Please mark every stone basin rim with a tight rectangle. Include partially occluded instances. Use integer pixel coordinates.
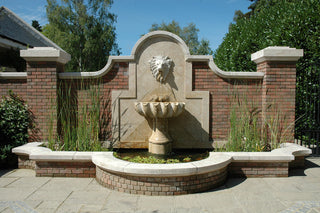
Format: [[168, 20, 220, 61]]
[[12, 142, 311, 177]]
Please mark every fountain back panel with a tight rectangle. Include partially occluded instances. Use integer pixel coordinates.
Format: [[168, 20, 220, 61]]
[[112, 31, 210, 151]]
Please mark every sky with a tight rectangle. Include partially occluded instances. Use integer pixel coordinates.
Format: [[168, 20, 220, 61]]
[[0, 0, 251, 55]]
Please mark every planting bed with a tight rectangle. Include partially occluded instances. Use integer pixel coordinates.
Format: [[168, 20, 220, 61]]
[[13, 142, 311, 195]]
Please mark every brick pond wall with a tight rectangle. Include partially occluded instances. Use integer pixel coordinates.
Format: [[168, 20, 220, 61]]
[[96, 166, 228, 195]]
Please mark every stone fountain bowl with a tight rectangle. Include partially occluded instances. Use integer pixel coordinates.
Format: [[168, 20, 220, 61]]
[[134, 102, 185, 118]]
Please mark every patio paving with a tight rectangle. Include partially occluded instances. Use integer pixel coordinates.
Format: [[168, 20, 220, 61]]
[[0, 157, 319, 213]]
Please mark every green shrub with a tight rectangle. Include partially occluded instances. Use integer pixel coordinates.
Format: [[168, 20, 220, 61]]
[[0, 91, 33, 168]]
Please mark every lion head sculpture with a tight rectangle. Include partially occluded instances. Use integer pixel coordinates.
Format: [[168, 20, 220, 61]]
[[149, 56, 173, 83]]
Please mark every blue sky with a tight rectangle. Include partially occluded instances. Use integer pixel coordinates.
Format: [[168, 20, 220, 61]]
[[0, 0, 251, 55]]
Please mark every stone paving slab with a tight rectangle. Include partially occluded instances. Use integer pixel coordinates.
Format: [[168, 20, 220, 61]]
[[0, 157, 319, 213]]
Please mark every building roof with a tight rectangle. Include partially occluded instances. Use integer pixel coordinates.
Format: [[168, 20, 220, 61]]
[[0, 6, 66, 53]]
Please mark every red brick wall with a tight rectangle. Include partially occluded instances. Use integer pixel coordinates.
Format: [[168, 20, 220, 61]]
[[57, 62, 129, 141], [0, 79, 27, 100], [0, 60, 296, 144], [36, 161, 96, 177], [258, 61, 296, 142], [229, 162, 289, 177], [193, 62, 263, 141], [26, 61, 62, 141]]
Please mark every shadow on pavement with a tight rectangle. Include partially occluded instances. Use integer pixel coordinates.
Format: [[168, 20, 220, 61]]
[[289, 156, 320, 177]]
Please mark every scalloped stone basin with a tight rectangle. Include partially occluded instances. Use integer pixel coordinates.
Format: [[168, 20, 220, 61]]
[[134, 102, 185, 155]]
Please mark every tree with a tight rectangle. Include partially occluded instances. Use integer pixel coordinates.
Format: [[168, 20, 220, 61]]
[[43, 0, 120, 72], [32, 20, 42, 32], [214, 0, 320, 131], [149, 21, 213, 55]]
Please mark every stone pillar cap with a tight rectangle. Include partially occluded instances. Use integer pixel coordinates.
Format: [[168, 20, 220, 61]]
[[251, 46, 303, 64], [20, 47, 71, 64]]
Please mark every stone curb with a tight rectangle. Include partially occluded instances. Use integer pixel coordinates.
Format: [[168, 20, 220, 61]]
[[12, 142, 311, 177]]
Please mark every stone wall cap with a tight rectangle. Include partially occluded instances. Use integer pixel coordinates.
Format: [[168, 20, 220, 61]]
[[13, 142, 311, 174], [20, 47, 71, 64], [0, 72, 27, 79], [251, 46, 303, 64]]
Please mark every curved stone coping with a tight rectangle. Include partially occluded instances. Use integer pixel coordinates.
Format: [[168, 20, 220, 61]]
[[92, 152, 232, 177], [276, 143, 312, 157], [12, 142, 311, 173], [57, 31, 264, 80], [186, 55, 265, 79], [58, 55, 134, 79]]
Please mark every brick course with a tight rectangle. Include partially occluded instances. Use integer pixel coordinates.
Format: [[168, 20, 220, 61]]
[[96, 166, 228, 195], [18, 155, 35, 169], [228, 162, 289, 177], [35, 161, 96, 178]]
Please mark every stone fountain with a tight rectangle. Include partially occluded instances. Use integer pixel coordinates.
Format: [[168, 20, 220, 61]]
[[135, 101, 185, 155], [134, 56, 185, 155]]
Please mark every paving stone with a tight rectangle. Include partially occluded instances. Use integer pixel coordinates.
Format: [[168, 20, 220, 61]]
[[79, 204, 104, 212], [26, 189, 72, 201], [0, 187, 36, 200], [2, 169, 35, 178], [39, 177, 93, 191], [195, 191, 242, 211], [0, 201, 37, 213], [137, 195, 174, 212], [84, 179, 111, 192], [63, 190, 109, 205], [23, 199, 42, 209], [55, 202, 82, 213], [35, 200, 62, 209], [6, 177, 50, 189], [36, 208, 56, 213], [240, 200, 287, 213], [0, 178, 18, 187], [101, 191, 139, 212]]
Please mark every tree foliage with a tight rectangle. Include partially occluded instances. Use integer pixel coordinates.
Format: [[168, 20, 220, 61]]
[[32, 20, 42, 32], [214, 0, 320, 130], [43, 0, 120, 72], [149, 21, 213, 55]]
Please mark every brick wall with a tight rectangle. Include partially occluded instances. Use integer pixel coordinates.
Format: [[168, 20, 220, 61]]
[[0, 47, 300, 144], [0, 79, 27, 99], [193, 62, 262, 141], [36, 161, 96, 177], [57, 62, 128, 141], [26, 61, 62, 140], [229, 162, 289, 177], [96, 166, 228, 195], [258, 61, 297, 142]]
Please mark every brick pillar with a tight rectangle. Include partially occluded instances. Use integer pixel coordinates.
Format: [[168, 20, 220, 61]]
[[251, 47, 303, 143], [20, 47, 70, 141]]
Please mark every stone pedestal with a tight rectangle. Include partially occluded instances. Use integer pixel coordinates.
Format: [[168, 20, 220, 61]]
[[149, 118, 172, 155]]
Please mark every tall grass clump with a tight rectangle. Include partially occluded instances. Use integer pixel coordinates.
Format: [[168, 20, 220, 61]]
[[225, 86, 293, 152], [48, 79, 105, 151], [227, 88, 264, 152]]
